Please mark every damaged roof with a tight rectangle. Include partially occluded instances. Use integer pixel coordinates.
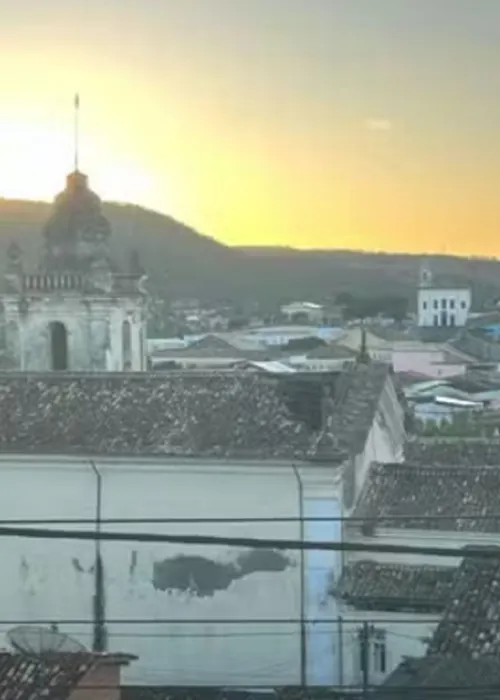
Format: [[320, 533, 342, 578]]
[[353, 462, 500, 532], [0, 363, 394, 459], [334, 560, 455, 613]]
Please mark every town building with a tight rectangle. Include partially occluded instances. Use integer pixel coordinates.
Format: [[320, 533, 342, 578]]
[[280, 301, 325, 324], [0, 362, 404, 687], [336, 326, 474, 378], [416, 263, 471, 329], [0, 169, 148, 371], [382, 550, 500, 699], [334, 460, 500, 687], [287, 343, 357, 373]]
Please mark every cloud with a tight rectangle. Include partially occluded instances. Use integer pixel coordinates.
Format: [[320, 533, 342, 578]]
[[365, 118, 393, 131]]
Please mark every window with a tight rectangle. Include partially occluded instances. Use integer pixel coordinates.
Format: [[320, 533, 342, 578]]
[[461, 300, 467, 309], [441, 298, 447, 308], [373, 630, 387, 674], [449, 299, 455, 309], [358, 627, 387, 677], [450, 313, 456, 327], [422, 301, 427, 310], [433, 314, 439, 326], [441, 311, 447, 326], [433, 299, 438, 309], [49, 321, 68, 371]]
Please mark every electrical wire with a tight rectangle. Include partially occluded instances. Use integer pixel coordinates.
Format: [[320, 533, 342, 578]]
[[0, 523, 497, 560], [0, 514, 499, 523]]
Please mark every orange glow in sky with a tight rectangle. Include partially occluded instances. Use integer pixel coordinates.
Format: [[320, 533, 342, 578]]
[[2, 0, 500, 257]]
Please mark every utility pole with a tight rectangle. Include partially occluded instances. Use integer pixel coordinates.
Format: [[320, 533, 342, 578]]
[[337, 615, 344, 687], [91, 461, 107, 651]]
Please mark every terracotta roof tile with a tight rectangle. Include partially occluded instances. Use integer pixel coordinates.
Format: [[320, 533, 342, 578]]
[[353, 462, 500, 532], [335, 560, 455, 613]]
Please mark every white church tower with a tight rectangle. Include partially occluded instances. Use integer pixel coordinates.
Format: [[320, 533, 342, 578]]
[[416, 259, 471, 329], [0, 99, 148, 371]]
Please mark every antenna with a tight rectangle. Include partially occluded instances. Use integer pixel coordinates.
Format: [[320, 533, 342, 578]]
[[7, 625, 88, 658], [74, 93, 80, 172]]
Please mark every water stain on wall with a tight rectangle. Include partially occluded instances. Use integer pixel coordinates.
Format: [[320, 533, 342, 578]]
[[153, 549, 292, 598]]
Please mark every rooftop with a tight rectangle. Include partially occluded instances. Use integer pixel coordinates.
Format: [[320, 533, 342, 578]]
[[382, 655, 500, 697], [0, 651, 126, 700], [353, 462, 500, 532], [329, 363, 393, 457], [0, 364, 393, 459], [334, 560, 455, 613], [428, 550, 500, 657], [405, 438, 500, 466]]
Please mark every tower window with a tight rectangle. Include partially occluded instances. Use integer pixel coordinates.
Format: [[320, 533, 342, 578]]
[[49, 321, 68, 371]]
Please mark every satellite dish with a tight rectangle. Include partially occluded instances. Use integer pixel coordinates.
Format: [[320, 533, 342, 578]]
[[7, 625, 88, 657]]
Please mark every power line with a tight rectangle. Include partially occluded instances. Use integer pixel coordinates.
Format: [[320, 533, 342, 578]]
[[0, 514, 500, 524], [0, 523, 498, 560], [0, 616, 493, 625]]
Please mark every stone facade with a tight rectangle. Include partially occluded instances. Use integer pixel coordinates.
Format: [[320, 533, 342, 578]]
[[0, 170, 147, 371]]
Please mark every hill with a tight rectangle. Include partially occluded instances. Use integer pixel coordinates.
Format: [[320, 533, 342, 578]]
[[1, 198, 500, 312]]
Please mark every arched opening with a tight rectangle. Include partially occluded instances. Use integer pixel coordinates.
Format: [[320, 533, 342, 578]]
[[50, 321, 68, 371], [122, 319, 132, 370]]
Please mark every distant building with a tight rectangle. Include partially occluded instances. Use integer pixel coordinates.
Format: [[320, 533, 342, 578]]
[[417, 262, 471, 328], [0, 169, 148, 371], [280, 301, 325, 323]]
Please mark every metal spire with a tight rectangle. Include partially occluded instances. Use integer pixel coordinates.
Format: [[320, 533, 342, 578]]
[[74, 93, 80, 172]]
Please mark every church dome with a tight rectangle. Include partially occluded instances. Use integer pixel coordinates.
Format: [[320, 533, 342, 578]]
[[42, 170, 112, 271]]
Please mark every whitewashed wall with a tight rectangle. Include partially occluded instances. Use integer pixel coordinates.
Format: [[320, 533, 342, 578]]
[[0, 455, 341, 687]]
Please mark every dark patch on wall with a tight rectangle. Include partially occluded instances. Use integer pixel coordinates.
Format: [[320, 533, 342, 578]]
[[152, 549, 292, 598]]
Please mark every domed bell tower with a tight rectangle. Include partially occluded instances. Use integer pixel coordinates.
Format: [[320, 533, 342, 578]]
[[0, 96, 148, 372]]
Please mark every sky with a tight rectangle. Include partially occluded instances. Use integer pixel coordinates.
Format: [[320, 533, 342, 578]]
[[1, 0, 500, 254]]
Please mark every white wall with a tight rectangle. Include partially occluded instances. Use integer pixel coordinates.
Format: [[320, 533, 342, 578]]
[[417, 288, 471, 328], [0, 455, 342, 687]]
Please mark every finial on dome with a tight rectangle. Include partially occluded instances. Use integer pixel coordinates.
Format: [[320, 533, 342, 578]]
[[73, 93, 80, 173]]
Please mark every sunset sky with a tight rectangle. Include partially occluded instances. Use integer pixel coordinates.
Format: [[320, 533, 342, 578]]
[[2, 0, 500, 254]]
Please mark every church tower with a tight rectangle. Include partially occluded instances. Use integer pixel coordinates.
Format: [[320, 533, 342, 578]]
[[0, 99, 148, 371]]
